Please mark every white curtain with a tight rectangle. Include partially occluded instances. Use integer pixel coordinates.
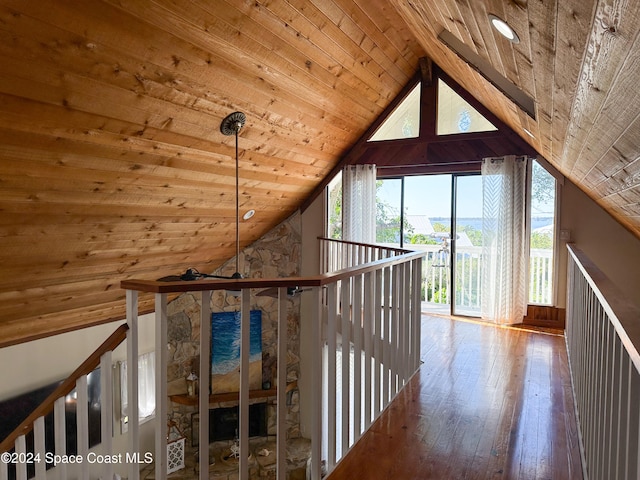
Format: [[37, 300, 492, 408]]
[[342, 164, 376, 243], [481, 155, 528, 325], [120, 351, 156, 431]]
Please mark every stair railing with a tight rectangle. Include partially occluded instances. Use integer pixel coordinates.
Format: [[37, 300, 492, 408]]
[[0, 323, 128, 480]]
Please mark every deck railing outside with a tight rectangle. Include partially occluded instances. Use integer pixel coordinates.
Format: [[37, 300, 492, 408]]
[[565, 244, 640, 480], [378, 244, 555, 313]]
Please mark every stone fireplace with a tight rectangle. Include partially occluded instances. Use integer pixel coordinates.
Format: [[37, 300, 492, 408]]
[[161, 213, 307, 478], [210, 404, 267, 442]]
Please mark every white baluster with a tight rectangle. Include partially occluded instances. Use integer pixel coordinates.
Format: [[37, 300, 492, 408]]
[[340, 277, 351, 455], [239, 289, 250, 480], [391, 265, 400, 396], [373, 269, 382, 417], [155, 293, 168, 480], [54, 396, 67, 480], [310, 286, 323, 480], [412, 258, 422, 372], [326, 283, 337, 468], [363, 272, 373, 429], [100, 351, 114, 480], [0, 453, 7, 480], [14, 435, 26, 480], [382, 266, 391, 408], [402, 263, 411, 383], [33, 416, 46, 479], [199, 291, 212, 480], [609, 333, 622, 480], [126, 289, 139, 480], [76, 374, 89, 480], [628, 361, 640, 479], [276, 287, 288, 480], [352, 274, 362, 442]]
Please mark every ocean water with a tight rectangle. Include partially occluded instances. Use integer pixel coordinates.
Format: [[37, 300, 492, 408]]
[[430, 217, 553, 231], [211, 310, 262, 375]]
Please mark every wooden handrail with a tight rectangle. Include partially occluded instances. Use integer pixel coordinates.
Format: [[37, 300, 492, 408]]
[[121, 249, 425, 294], [0, 323, 129, 453], [317, 236, 414, 255]]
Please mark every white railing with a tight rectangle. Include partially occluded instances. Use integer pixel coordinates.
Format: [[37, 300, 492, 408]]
[[119, 243, 424, 480], [529, 248, 554, 304], [565, 244, 640, 480], [319, 239, 423, 472], [319, 237, 410, 273], [1, 242, 423, 480], [401, 244, 554, 312], [0, 324, 128, 480]]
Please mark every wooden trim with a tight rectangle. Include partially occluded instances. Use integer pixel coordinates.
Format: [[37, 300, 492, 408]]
[[299, 70, 423, 213], [376, 162, 481, 178], [522, 305, 566, 329], [121, 249, 426, 294], [299, 57, 538, 213], [0, 313, 131, 350], [169, 381, 297, 407], [317, 236, 412, 254], [0, 323, 129, 453]]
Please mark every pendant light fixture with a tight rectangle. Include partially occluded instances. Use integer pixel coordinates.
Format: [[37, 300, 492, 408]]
[[220, 111, 247, 279], [157, 111, 248, 283]]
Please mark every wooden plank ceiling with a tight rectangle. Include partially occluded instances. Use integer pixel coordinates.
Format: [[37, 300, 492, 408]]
[[1, 0, 639, 346]]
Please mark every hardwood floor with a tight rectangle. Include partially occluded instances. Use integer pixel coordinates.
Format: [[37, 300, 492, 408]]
[[327, 315, 583, 480]]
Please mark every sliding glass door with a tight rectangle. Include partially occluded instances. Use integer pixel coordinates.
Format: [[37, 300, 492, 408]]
[[452, 175, 483, 316], [378, 173, 482, 317], [373, 164, 557, 318], [403, 175, 452, 314]]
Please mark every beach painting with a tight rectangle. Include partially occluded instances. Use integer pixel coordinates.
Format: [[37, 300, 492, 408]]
[[211, 310, 262, 394]]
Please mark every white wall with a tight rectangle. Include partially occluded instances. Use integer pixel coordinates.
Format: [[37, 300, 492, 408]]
[[299, 196, 324, 439], [557, 180, 640, 310], [0, 313, 157, 474], [0, 314, 155, 401]]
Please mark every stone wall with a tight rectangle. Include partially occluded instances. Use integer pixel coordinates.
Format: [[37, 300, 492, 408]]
[[165, 212, 302, 447]]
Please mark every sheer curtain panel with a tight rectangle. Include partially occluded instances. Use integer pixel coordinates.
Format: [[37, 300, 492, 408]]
[[119, 351, 156, 432], [343, 165, 377, 243], [481, 156, 528, 325]]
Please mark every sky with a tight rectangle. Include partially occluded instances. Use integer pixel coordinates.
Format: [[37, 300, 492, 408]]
[[377, 171, 555, 218], [377, 174, 484, 218]]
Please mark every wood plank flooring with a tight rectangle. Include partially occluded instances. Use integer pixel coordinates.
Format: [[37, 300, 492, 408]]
[[327, 315, 583, 480]]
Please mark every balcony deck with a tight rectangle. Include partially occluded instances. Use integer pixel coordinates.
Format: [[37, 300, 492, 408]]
[[327, 314, 583, 480]]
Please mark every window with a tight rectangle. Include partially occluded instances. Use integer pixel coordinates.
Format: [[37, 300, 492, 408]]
[[368, 83, 421, 142], [118, 350, 156, 432], [528, 160, 557, 305], [326, 171, 342, 239], [373, 166, 559, 316], [375, 178, 403, 246], [437, 79, 497, 135]]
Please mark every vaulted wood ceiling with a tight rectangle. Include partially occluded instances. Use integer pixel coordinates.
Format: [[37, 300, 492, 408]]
[[1, 0, 639, 346]]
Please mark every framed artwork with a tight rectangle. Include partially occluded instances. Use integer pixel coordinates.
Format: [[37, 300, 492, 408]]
[[211, 310, 262, 394]]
